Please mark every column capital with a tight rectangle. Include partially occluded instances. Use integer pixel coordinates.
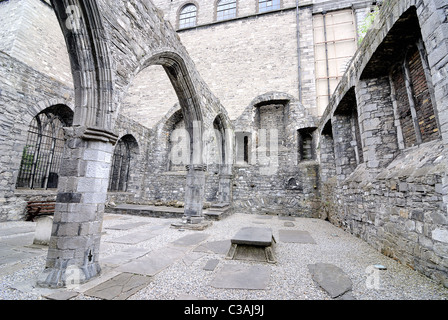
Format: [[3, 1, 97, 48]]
[[64, 126, 119, 144]]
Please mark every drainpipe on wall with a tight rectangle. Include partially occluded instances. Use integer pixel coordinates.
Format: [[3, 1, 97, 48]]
[[296, 0, 303, 103]]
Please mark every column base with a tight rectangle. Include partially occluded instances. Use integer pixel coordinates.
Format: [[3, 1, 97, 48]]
[[37, 261, 101, 289]]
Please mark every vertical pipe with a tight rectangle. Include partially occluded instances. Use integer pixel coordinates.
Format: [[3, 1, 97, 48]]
[[296, 0, 303, 103], [322, 10, 331, 100]]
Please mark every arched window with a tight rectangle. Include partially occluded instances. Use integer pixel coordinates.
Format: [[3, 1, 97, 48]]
[[179, 4, 197, 29], [217, 0, 236, 21], [258, 0, 280, 13], [108, 136, 136, 192], [16, 105, 73, 190]]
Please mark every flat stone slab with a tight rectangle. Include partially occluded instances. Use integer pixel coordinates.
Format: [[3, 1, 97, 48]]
[[117, 246, 185, 276], [84, 273, 152, 300], [194, 240, 231, 255], [308, 263, 353, 299], [105, 222, 150, 231], [171, 233, 209, 247], [44, 290, 79, 300], [284, 222, 295, 227], [278, 216, 295, 221], [279, 230, 316, 244], [210, 264, 271, 290], [0, 226, 36, 237], [231, 227, 274, 246], [255, 215, 273, 220], [105, 231, 158, 245], [203, 259, 220, 271], [100, 247, 151, 267]]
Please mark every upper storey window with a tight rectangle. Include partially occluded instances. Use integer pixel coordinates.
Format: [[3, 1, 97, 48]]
[[179, 4, 197, 29], [259, 0, 280, 13], [217, 0, 237, 21]]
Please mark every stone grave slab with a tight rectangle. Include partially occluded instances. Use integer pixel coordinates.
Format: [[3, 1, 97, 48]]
[[203, 259, 220, 271], [44, 290, 79, 300], [227, 227, 276, 263], [100, 247, 151, 267], [105, 231, 158, 245], [117, 246, 185, 276], [231, 227, 274, 246], [194, 240, 231, 255], [308, 263, 353, 299], [182, 252, 206, 266], [84, 273, 152, 300], [255, 215, 273, 220], [210, 264, 271, 290], [284, 222, 295, 227], [171, 233, 209, 247], [278, 216, 295, 221], [105, 222, 150, 231], [279, 230, 316, 244]]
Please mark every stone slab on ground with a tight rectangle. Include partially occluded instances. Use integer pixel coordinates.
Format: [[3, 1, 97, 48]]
[[278, 216, 295, 221], [171, 233, 209, 247], [84, 273, 152, 300], [231, 227, 274, 246], [0, 226, 36, 237], [44, 290, 79, 300], [105, 222, 150, 231], [284, 222, 295, 227], [279, 230, 316, 244], [308, 263, 353, 299], [194, 240, 231, 255], [105, 231, 158, 245], [210, 264, 271, 290], [203, 259, 220, 271], [100, 247, 151, 267], [117, 246, 185, 276]]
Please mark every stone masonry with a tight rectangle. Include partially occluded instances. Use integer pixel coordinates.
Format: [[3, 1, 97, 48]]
[[0, 0, 447, 289]]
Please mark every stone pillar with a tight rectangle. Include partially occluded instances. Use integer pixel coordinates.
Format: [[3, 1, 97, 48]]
[[183, 164, 207, 223], [355, 77, 399, 172], [217, 173, 232, 204], [37, 126, 117, 288]]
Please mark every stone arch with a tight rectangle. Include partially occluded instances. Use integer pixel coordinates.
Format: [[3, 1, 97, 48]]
[[136, 51, 205, 166], [50, 0, 116, 133], [108, 134, 139, 192]]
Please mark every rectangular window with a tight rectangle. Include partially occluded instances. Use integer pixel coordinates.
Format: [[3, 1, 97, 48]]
[[259, 0, 280, 13], [391, 44, 439, 148], [313, 9, 358, 116], [298, 128, 316, 162], [217, 0, 237, 21]]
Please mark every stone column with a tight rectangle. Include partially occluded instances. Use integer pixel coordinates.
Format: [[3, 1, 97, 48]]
[[183, 164, 207, 223], [37, 126, 117, 288]]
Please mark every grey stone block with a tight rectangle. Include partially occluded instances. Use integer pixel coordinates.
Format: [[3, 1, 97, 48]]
[[210, 264, 271, 290], [308, 263, 353, 299]]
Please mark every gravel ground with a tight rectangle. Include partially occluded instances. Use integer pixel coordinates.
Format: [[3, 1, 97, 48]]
[[1, 212, 448, 300]]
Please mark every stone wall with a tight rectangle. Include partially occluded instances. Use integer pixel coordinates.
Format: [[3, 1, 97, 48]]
[[0, 52, 74, 221], [232, 92, 320, 216], [318, 0, 448, 287]]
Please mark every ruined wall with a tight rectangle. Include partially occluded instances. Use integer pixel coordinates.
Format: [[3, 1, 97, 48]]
[[319, 0, 448, 287], [0, 52, 74, 221], [232, 92, 320, 216], [0, 0, 73, 87]]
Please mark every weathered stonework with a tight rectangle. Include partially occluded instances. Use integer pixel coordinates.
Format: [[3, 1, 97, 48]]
[[0, 0, 447, 290]]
